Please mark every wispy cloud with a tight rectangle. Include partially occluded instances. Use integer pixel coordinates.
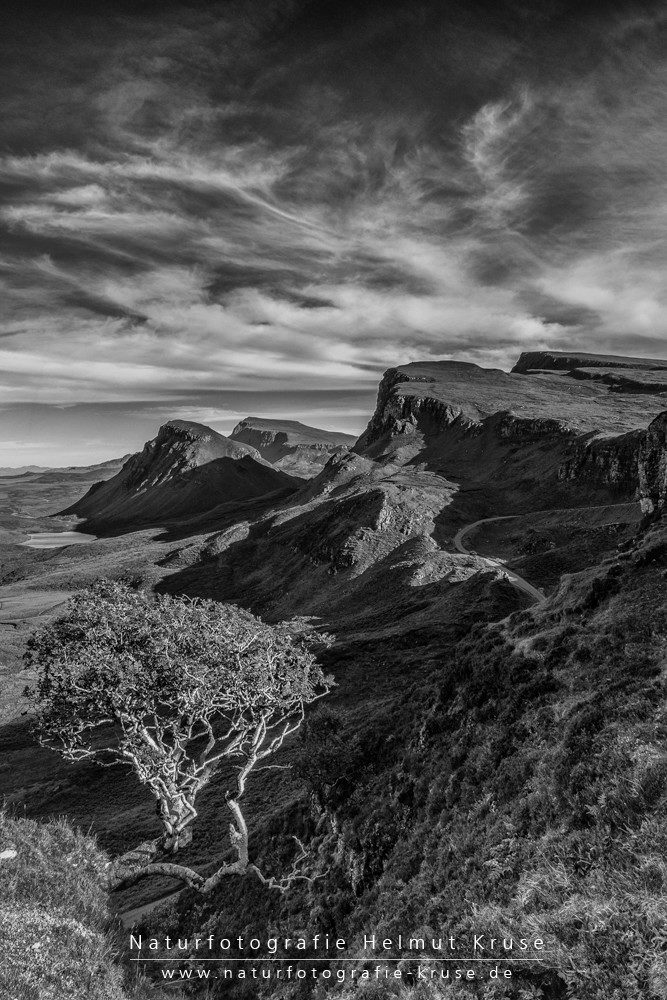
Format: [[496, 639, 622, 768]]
[[0, 0, 665, 462]]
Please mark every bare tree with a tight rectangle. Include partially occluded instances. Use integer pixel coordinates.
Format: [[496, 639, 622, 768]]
[[24, 581, 333, 893]]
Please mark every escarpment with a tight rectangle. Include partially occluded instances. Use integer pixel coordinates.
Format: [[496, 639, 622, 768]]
[[351, 357, 667, 512], [557, 413, 667, 514], [512, 350, 667, 375], [557, 430, 644, 497], [230, 417, 355, 477], [638, 412, 667, 515]]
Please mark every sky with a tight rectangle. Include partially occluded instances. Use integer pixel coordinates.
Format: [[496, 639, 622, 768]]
[[1, 0, 666, 465]]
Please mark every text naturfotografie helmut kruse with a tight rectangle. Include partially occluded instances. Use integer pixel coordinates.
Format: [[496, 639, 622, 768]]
[[129, 931, 548, 955]]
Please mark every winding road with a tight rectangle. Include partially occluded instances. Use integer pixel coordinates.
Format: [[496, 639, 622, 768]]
[[453, 516, 546, 605]]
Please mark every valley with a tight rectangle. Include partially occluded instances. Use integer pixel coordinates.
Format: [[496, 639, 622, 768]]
[[0, 350, 666, 999]]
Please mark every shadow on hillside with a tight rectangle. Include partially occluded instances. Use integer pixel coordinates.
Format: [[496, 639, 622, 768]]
[[69, 484, 300, 542], [155, 488, 530, 641], [0, 714, 151, 856], [421, 414, 642, 518]]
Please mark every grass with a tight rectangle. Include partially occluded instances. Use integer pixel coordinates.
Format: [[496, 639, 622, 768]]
[[157, 520, 667, 999], [0, 810, 177, 1000]]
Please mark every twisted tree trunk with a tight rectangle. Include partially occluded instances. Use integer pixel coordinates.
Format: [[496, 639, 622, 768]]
[[107, 791, 250, 893], [156, 788, 197, 853]]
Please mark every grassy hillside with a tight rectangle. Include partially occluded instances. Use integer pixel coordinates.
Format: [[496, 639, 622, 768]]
[[151, 517, 667, 999], [0, 811, 175, 1000]]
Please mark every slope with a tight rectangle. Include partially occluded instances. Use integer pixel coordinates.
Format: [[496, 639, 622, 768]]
[[155, 517, 667, 1000], [63, 420, 299, 529]]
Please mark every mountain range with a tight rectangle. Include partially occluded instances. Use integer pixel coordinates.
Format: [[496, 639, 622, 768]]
[[0, 457, 130, 478], [2, 348, 667, 1000], [59, 351, 661, 624]]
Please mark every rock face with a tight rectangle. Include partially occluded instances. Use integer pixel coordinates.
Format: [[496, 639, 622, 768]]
[[511, 350, 667, 375], [638, 413, 667, 515], [230, 418, 355, 478], [64, 420, 299, 527], [555, 419, 667, 517], [352, 360, 667, 509], [356, 359, 667, 453]]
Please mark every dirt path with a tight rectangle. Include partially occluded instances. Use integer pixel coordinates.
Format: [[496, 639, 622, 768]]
[[453, 516, 546, 604], [118, 889, 182, 928]]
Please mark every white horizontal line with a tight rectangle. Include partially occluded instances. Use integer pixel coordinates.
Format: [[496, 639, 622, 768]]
[[130, 958, 549, 963]]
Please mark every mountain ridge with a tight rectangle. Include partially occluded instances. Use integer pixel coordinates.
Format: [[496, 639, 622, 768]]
[[230, 417, 355, 477], [155, 351, 667, 638], [512, 349, 667, 374], [62, 420, 299, 528], [0, 456, 130, 478]]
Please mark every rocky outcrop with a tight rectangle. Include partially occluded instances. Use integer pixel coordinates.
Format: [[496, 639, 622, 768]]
[[512, 350, 667, 396], [557, 430, 642, 493], [350, 358, 667, 515], [354, 368, 479, 454], [512, 350, 667, 375], [230, 418, 355, 478], [558, 410, 667, 515], [638, 412, 667, 515], [63, 420, 299, 527]]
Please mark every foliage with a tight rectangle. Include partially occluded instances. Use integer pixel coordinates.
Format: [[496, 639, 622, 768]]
[[24, 581, 333, 892]]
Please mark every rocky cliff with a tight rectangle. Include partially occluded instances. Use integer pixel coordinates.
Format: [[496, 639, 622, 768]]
[[356, 359, 667, 450], [638, 412, 667, 515], [64, 420, 299, 527], [511, 349, 667, 375], [353, 359, 667, 511], [558, 417, 667, 521], [230, 417, 355, 478], [511, 357, 667, 512]]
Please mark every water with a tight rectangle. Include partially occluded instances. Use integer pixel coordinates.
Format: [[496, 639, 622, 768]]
[[21, 531, 97, 549]]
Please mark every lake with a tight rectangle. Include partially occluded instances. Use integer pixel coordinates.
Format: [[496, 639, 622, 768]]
[[21, 531, 98, 549]]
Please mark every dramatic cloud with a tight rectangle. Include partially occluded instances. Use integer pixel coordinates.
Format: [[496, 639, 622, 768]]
[[0, 0, 665, 462]]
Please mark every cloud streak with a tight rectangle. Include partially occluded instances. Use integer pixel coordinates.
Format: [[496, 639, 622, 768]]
[[0, 0, 666, 462]]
